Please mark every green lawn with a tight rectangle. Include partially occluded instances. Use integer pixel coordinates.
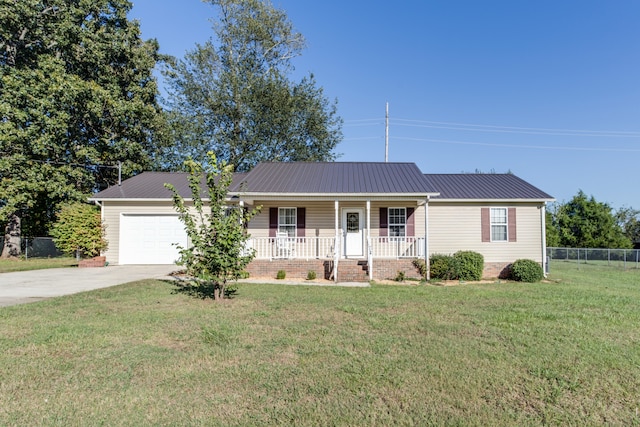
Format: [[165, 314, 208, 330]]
[[0, 257, 77, 273], [1, 262, 639, 426]]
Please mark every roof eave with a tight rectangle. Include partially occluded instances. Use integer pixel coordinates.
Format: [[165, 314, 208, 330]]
[[430, 197, 555, 203]]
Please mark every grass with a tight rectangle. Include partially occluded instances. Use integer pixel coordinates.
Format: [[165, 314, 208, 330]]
[[0, 257, 77, 273], [0, 262, 639, 425]]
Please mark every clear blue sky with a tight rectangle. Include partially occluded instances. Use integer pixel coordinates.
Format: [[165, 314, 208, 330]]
[[129, 0, 640, 210]]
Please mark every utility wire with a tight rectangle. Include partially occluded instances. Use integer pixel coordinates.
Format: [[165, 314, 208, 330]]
[[395, 137, 640, 152]]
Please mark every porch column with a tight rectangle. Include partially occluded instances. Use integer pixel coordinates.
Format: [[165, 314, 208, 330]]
[[334, 200, 339, 283], [424, 196, 430, 281], [366, 199, 372, 280]]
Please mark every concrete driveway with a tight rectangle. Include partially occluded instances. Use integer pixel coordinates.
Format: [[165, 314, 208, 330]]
[[0, 265, 178, 307]]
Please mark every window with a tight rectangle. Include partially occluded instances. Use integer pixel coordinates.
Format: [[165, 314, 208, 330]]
[[490, 208, 508, 242], [278, 208, 297, 237], [388, 207, 406, 237]]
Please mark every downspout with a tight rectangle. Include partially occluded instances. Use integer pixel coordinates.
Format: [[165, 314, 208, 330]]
[[334, 200, 339, 283], [425, 196, 430, 281], [541, 202, 548, 277], [367, 200, 372, 281]]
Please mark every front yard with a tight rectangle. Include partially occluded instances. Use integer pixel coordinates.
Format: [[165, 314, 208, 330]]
[[0, 262, 638, 425], [0, 257, 77, 273]]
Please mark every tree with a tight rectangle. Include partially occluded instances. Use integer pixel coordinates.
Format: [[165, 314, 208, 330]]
[[615, 207, 640, 249], [161, 0, 342, 172], [545, 209, 560, 247], [553, 191, 632, 249], [165, 153, 260, 300], [0, 0, 166, 257], [50, 202, 107, 258]]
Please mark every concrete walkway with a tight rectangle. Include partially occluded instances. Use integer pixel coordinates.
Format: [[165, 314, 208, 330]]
[[0, 265, 178, 307]]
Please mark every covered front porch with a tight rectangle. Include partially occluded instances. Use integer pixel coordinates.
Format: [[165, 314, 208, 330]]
[[244, 199, 431, 282]]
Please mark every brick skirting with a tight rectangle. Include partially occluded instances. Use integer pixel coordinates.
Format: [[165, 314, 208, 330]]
[[247, 259, 519, 281], [246, 259, 332, 280]]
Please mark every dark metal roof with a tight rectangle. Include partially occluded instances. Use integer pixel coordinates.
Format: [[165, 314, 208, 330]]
[[90, 164, 552, 201], [240, 162, 438, 194], [91, 172, 248, 200], [424, 174, 554, 200]]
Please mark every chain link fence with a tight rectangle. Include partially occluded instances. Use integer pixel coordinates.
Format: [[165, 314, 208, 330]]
[[0, 237, 63, 259], [547, 247, 640, 270]]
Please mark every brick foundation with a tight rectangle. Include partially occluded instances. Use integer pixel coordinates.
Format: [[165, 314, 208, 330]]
[[247, 259, 520, 281], [483, 262, 513, 279], [246, 259, 331, 280], [78, 256, 106, 268], [371, 259, 423, 281]]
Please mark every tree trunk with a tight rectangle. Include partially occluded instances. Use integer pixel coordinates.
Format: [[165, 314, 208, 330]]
[[1, 214, 22, 258]]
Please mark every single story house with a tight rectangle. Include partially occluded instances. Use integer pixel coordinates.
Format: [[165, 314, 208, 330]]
[[90, 162, 554, 281]]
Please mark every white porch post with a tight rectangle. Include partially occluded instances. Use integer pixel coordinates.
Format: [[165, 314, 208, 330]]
[[425, 196, 430, 281], [334, 200, 339, 283], [366, 199, 372, 280]]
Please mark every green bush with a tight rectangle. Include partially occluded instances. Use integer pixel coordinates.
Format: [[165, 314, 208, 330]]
[[276, 270, 286, 280], [510, 259, 543, 282], [50, 202, 107, 258], [306, 270, 317, 280], [395, 271, 406, 282], [430, 254, 456, 280], [412, 259, 427, 278], [452, 251, 484, 281]]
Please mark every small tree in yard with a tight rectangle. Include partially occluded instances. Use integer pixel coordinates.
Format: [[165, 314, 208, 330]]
[[50, 202, 107, 259], [165, 153, 260, 300]]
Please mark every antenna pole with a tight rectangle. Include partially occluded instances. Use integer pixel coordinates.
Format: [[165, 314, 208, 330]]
[[385, 102, 389, 162], [118, 161, 122, 186]]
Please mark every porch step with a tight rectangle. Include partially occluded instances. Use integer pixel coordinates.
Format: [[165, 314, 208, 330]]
[[337, 259, 369, 282]]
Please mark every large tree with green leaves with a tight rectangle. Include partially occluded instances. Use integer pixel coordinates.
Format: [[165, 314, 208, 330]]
[[0, 0, 166, 257], [615, 206, 640, 249], [551, 191, 632, 249], [162, 0, 342, 172]]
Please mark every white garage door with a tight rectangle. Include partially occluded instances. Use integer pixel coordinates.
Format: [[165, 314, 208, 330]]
[[119, 214, 188, 264]]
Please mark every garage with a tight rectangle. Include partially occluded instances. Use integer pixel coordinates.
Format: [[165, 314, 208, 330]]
[[119, 214, 188, 264]]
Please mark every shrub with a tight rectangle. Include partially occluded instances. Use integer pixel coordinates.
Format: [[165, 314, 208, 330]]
[[276, 270, 286, 280], [510, 259, 543, 282], [412, 258, 427, 278], [453, 251, 484, 281], [50, 202, 107, 258], [395, 271, 406, 282], [430, 254, 456, 280], [306, 270, 317, 280]]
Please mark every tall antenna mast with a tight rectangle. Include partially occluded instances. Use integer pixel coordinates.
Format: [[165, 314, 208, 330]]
[[385, 102, 389, 162]]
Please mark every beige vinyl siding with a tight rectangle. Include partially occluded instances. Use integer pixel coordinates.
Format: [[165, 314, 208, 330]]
[[429, 202, 543, 262], [248, 201, 425, 238], [102, 201, 190, 265]]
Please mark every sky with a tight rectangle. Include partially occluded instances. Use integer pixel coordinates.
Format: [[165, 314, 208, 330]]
[[128, 0, 640, 210]]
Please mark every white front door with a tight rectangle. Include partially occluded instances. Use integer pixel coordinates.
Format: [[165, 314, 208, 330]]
[[342, 209, 364, 257]]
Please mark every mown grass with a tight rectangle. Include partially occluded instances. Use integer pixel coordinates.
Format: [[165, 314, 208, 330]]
[[0, 257, 77, 273], [0, 262, 639, 426]]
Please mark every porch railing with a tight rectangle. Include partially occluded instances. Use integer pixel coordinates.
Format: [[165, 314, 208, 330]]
[[248, 237, 336, 260], [369, 237, 425, 258], [247, 236, 425, 260]]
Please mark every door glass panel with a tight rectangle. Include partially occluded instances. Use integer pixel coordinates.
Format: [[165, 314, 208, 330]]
[[347, 212, 359, 233]]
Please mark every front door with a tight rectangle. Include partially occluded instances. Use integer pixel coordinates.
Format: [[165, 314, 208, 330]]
[[343, 209, 364, 257]]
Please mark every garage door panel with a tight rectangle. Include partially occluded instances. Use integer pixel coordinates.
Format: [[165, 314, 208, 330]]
[[119, 214, 188, 264]]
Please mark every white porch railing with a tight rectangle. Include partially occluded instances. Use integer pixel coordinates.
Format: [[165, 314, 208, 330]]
[[249, 237, 336, 260], [369, 237, 425, 258], [247, 236, 425, 260]]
